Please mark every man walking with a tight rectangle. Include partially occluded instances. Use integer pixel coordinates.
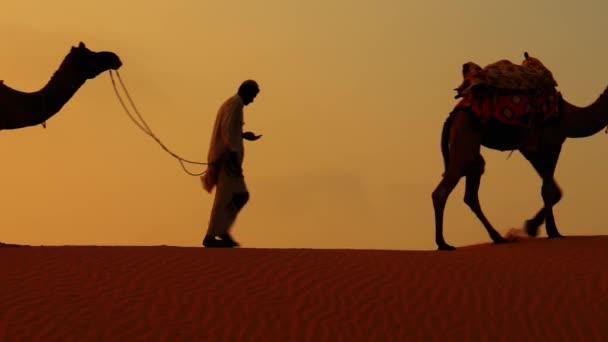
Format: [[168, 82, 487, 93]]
[[200, 80, 261, 248]]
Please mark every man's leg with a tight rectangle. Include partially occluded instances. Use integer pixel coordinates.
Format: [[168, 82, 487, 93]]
[[218, 192, 249, 245], [204, 192, 249, 247], [203, 168, 249, 247], [231, 192, 250, 213], [204, 182, 236, 247]]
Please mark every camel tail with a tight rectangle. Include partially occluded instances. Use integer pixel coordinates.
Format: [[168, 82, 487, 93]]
[[441, 114, 453, 174]]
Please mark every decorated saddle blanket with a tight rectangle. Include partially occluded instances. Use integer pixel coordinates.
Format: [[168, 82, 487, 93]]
[[453, 52, 560, 127], [454, 87, 561, 127]]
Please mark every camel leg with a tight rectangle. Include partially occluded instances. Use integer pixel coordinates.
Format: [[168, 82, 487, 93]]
[[523, 208, 545, 237], [463, 156, 508, 244], [543, 181, 564, 238], [432, 173, 461, 250], [520, 146, 564, 238], [523, 183, 562, 237], [432, 111, 482, 250]]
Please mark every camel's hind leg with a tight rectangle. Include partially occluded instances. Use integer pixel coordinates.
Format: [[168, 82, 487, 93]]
[[520, 146, 564, 238], [463, 155, 508, 244], [432, 110, 488, 250], [432, 172, 461, 250]]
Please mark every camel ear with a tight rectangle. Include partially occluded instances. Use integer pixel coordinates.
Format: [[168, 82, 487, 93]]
[[524, 51, 529, 59], [78, 42, 86, 49], [462, 63, 470, 75]]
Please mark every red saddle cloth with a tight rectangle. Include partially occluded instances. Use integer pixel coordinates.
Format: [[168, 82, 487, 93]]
[[454, 88, 561, 127]]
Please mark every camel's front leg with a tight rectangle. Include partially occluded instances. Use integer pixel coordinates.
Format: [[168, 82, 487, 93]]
[[463, 156, 508, 244], [520, 147, 564, 238], [524, 208, 545, 237], [523, 181, 562, 237], [542, 180, 564, 238]]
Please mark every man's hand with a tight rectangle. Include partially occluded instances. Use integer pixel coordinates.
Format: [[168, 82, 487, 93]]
[[242, 131, 262, 141]]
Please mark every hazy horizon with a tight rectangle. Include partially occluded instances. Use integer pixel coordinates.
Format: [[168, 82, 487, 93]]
[[0, 1, 607, 250]]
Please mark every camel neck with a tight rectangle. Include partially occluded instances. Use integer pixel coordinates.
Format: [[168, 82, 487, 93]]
[[38, 60, 86, 116], [0, 55, 87, 130], [563, 87, 608, 138]]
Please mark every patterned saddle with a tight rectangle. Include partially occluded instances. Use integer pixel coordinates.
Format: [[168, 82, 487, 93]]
[[453, 52, 560, 127]]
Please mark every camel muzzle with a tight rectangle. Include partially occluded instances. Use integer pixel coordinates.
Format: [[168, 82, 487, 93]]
[[110, 55, 123, 70]]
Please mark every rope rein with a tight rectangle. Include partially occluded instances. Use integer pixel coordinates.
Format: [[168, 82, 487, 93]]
[[109, 70, 209, 176]]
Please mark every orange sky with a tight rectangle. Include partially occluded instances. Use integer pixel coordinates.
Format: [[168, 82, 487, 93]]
[[0, 1, 607, 249]]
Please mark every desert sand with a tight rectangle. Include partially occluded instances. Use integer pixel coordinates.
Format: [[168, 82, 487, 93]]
[[0, 236, 606, 341]]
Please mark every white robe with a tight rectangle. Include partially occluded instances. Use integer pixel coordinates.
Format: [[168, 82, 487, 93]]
[[201, 94, 248, 235]]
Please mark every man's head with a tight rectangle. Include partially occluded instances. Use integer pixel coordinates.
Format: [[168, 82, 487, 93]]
[[238, 79, 260, 105]]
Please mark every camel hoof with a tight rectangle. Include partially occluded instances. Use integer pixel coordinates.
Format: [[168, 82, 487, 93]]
[[437, 243, 456, 251], [524, 220, 540, 237], [492, 236, 509, 244], [548, 233, 564, 239]]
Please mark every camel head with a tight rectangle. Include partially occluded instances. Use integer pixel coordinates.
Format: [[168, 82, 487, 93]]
[[68, 42, 122, 80]]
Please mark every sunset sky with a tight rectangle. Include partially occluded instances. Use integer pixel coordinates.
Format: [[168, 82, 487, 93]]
[[0, 1, 607, 250]]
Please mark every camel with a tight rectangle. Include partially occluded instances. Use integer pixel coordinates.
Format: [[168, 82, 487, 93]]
[[432, 83, 608, 250], [0, 42, 121, 130]]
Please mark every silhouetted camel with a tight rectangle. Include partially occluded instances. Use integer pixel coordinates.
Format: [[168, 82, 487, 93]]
[[0, 42, 121, 129], [432, 85, 608, 250]]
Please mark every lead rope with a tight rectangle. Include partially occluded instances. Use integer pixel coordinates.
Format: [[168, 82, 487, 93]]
[[109, 70, 209, 176]]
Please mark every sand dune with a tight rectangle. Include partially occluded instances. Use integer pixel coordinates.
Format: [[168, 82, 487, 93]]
[[0, 236, 606, 341]]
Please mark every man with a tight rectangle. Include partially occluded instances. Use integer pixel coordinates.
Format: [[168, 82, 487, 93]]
[[200, 80, 261, 248]]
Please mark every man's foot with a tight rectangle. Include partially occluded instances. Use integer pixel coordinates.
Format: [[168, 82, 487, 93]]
[[218, 234, 240, 247], [203, 235, 236, 248]]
